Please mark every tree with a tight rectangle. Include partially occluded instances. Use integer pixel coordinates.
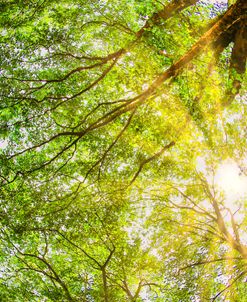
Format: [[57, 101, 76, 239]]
[[0, 0, 246, 300]]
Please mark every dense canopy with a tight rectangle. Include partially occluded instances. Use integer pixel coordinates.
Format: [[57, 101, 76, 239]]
[[0, 0, 247, 301]]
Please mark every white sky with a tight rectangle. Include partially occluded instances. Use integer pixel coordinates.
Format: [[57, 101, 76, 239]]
[[0, 140, 8, 149]]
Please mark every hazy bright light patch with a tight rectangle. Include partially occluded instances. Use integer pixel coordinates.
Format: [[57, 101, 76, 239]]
[[0, 139, 8, 149], [215, 160, 247, 205], [196, 156, 207, 173]]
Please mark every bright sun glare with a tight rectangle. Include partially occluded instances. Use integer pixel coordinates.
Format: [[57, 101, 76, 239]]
[[215, 160, 247, 204]]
